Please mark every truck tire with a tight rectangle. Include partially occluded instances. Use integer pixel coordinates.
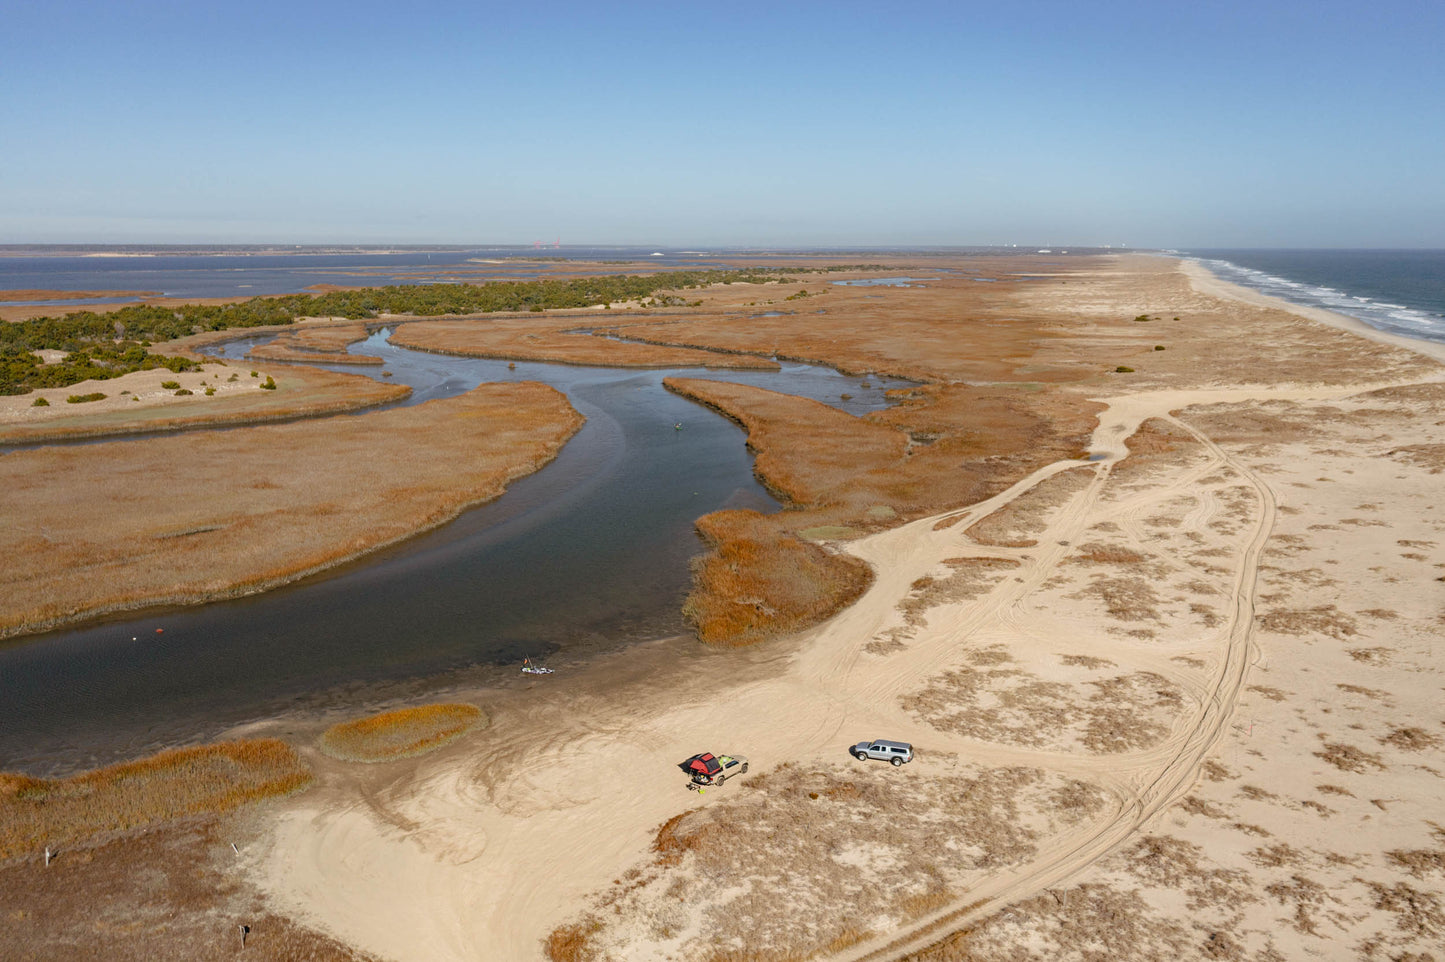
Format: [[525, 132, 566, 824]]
[[741, 763, 748, 774], [891, 756, 903, 767], [716, 774, 726, 785], [851, 749, 863, 760]]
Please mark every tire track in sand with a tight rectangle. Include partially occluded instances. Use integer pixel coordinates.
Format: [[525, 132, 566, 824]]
[[824, 408, 1276, 962]]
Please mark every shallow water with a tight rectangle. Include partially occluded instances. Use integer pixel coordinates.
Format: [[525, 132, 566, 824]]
[[831, 276, 936, 287], [0, 333, 911, 774]]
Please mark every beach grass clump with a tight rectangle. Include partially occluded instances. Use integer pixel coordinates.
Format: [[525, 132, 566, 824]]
[[318, 702, 486, 763], [30, 397, 48, 406], [160, 380, 180, 389], [65, 392, 106, 403], [683, 509, 873, 647], [0, 738, 312, 861]]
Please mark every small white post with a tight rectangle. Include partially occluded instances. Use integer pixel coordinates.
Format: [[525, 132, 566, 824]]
[[44, 847, 51, 867], [239, 924, 250, 948], [231, 842, 240, 855]]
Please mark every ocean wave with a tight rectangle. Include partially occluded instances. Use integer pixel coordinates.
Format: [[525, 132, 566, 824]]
[[1194, 257, 1445, 346]]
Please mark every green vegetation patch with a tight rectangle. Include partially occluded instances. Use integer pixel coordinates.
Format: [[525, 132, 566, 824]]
[[1, 266, 887, 395], [65, 392, 106, 404], [319, 703, 487, 763]]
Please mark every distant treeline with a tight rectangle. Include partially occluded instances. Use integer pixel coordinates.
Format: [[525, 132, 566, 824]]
[[0, 266, 882, 395]]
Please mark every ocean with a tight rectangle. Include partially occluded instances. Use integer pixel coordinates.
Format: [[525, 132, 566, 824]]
[[1183, 249, 1445, 346]]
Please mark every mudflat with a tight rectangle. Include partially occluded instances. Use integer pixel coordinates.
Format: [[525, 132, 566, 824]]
[[3, 255, 1443, 962]]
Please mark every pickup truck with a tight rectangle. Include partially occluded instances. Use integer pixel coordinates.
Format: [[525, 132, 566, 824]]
[[682, 752, 749, 785], [851, 739, 914, 766]]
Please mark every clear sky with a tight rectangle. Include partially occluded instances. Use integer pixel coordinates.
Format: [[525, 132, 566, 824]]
[[2, 0, 1442, 247]]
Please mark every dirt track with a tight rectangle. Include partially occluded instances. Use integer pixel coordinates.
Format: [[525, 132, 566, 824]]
[[824, 393, 1283, 961]]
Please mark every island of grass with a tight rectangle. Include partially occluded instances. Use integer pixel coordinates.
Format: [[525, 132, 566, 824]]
[[319, 703, 486, 762]]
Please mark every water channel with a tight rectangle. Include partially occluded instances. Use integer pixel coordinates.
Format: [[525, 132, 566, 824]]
[[0, 331, 912, 774]]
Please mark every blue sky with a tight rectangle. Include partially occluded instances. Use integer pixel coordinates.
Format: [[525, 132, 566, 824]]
[[2, 0, 1442, 246]]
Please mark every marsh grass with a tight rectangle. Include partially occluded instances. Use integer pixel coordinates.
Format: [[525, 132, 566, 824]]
[[319, 703, 486, 762], [250, 323, 384, 365], [0, 739, 311, 861], [683, 509, 873, 647], [393, 316, 780, 371], [665, 376, 1094, 647], [0, 381, 582, 638]]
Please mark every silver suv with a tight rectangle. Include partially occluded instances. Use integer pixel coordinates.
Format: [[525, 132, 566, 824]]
[[851, 739, 914, 766]]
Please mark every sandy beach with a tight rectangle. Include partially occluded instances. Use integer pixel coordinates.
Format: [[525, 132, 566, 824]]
[[3, 255, 1442, 961]]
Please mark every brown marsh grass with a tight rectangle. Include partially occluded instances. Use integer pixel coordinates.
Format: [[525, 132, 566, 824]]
[[391, 316, 780, 370], [0, 381, 583, 639], [0, 739, 311, 862], [683, 509, 873, 646], [665, 377, 907, 507], [609, 257, 1108, 384], [319, 703, 486, 762], [664, 376, 1096, 646], [0, 815, 383, 961], [249, 323, 383, 365]]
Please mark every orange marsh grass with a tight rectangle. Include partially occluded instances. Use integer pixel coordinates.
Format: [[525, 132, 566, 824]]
[[684, 509, 873, 647], [0, 739, 312, 862], [318, 703, 487, 763]]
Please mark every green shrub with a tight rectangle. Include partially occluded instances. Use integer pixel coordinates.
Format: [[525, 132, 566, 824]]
[[260, 376, 277, 390], [1133, 314, 1151, 322], [174, 388, 193, 396], [228, 373, 239, 381], [204, 386, 216, 395], [1154, 345, 1166, 351], [160, 380, 180, 389], [66, 392, 106, 403], [250, 371, 259, 378], [1115, 366, 1135, 373], [31, 397, 49, 407]]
